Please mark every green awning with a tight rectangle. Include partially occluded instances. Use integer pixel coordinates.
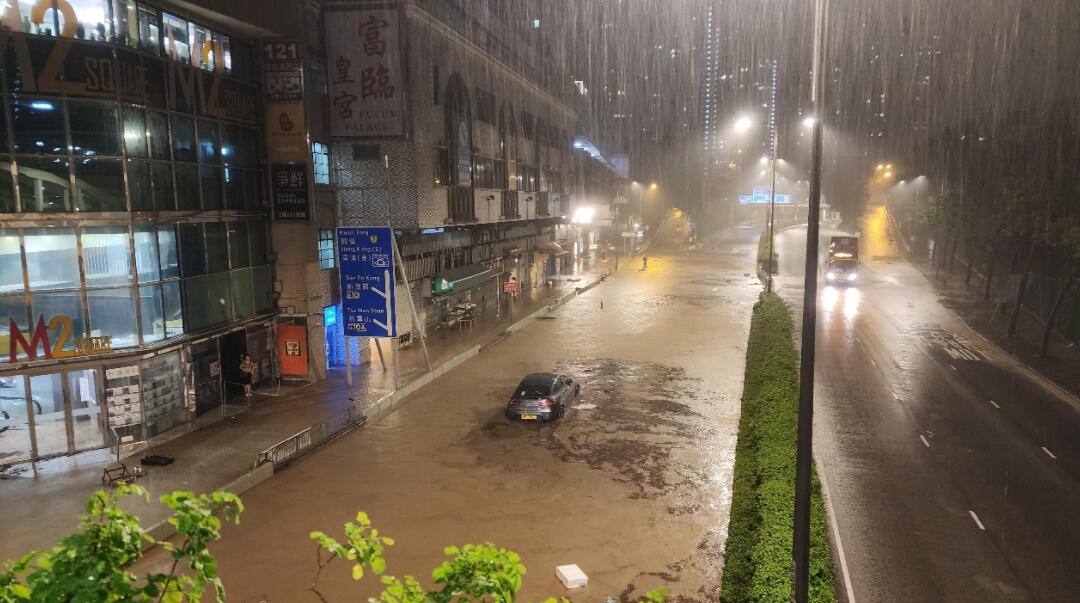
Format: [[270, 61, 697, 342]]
[[433, 264, 492, 295]]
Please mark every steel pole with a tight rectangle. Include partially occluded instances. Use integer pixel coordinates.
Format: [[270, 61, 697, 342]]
[[793, 0, 829, 600]]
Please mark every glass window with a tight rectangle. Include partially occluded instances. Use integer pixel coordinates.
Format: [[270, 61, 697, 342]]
[[137, 5, 160, 55], [29, 373, 67, 457], [182, 276, 208, 331], [170, 115, 195, 162], [174, 164, 199, 209], [221, 124, 241, 166], [17, 1, 58, 36], [318, 228, 335, 269], [162, 13, 190, 64], [81, 225, 131, 287], [68, 0, 111, 42], [313, 142, 330, 185], [75, 158, 125, 211], [242, 169, 262, 209], [17, 157, 72, 212], [139, 284, 164, 343], [162, 280, 183, 336], [122, 106, 147, 157], [151, 162, 174, 210], [0, 229, 22, 293], [127, 159, 151, 211], [218, 34, 232, 74], [230, 38, 253, 81], [241, 128, 259, 167], [0, 295, 30, 362], [146, 111, 169, 160], [157, 225, 179, 279], [0, 373, 31, 463], [231, 268, 253, 318], [200, 165, 221, 209], [248, 222, 267, 265], [68, 368, 105, 452], [87, 287, 136, 348], [204, 222, 227, 273], [112, 0, 138, 47], [178, 223, 205, 277], [30, 291, 87, 345], [252, 265, 273, 313], [68, 101, 121, 157], [227, 221, 250, 268], [24, 228, 79, 290], [191, 23, 211, 70], [208, 272, 231, 324], [134, 225, 160, 283], [224, 167, 243, 209], [197, 119, 219, 164], [0, 162, 14, 212], [11, 99, 66, 155]]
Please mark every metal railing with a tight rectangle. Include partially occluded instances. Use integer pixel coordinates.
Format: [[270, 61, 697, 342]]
[[255, 403, 366, 470]]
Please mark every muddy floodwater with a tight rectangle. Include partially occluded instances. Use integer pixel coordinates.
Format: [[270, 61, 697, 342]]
[[190, 222, 761, 602]]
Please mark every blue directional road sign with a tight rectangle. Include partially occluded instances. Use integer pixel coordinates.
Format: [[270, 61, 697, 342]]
[[338, 227, 396, 337]]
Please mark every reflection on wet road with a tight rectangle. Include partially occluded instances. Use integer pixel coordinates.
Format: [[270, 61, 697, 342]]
[[194, 218, 761, 602], [776, 208, 1080, 602]]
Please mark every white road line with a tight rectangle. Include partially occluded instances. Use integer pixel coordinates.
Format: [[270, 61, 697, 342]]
[[950, 365, 958, 371], [969, 510, 986, 531], [816, 462, 857, 603], [1042, 447, 1057, 460], [893, 393, 901, 402], [989, 400, 1000, 409], [919, 435, 930, 448], [869, 357, 877, 368]]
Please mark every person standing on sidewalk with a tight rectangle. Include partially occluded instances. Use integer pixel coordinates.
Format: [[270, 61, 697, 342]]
[[642, 255, 649, 270], [239, 355, 256, 398]]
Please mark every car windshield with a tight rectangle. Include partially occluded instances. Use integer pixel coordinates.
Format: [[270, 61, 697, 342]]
[[829, 259, 857, 271]]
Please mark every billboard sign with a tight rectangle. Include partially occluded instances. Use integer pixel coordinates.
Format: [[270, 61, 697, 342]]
[[338, 227, 397, 337], [325, 9, 406, 137]]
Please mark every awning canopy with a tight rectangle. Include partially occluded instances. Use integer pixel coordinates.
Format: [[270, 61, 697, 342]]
[[433, 264, 492, 296], [535, 241, 570, 256]]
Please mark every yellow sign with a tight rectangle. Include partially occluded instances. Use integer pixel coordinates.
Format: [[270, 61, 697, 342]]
[[5, 315, 113, 362], [267, 102, 308, 163]]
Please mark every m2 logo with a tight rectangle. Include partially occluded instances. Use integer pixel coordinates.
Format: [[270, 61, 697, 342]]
[[6, 315, 110, 363]]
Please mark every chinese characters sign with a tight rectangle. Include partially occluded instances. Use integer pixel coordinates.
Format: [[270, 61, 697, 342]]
[[271, 163, 310, 220], [326, 9, 406, 138], [262, 40, 308, 163], [338, 228, 397, 338]]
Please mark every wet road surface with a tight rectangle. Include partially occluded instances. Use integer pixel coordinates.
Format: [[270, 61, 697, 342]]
[[776, 206, 1080, 602], [181, 218, 763, 602]]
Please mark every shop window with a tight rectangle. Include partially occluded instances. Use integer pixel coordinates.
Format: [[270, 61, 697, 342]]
[[218, 34, 232, 74], [162, 12, 190, 64], [252, 265, 273, 313], [122, 106, 147, 157], [87, 287, 136, 347], [146, 111, 169, 160], [68, 101, 120, 157], [0, 373, 30, 462], [204, 222, 227, 273], [134, 225, 160, 283], [162, 280, 183, 336], [228, 221, 250, 269], [112, 0, 138, 48], [224, 167, 243, 209], [174, 164, 199, 209], [137, 4, 160, 55], [30, 291, 87, 344], [208, 272, 232, 324], [476, 90, 496, 125], [17, 157, 71, 211], [200, 165, 222, 209], [68, 368, 105, 452], [318, 229, 335, 269], [151, 161, 174, 210], [170, 115, 195, 163], [11, 99, 66, 155], [242, 170, 262, 209], [231, 268, 254, 318], [0, 229, 22, 293], [0, 163, 14, 213], [241, 128, 259, 167], [178, 223, 205, 277], [312, 142, 330, 185], [181, 276, 208, 331], [75, 158, 125, 211], [23, 228, 79, 290], [16, 1, 58, 36], [67, 0, 111, 42], [139, 284, 164, 342], [197, 119, 219, 164], [248, 222, 267, 265], [157, 225, 179, 280], [29, 373, 67, 457], [0, 295, 30, 361], [190, 23, 211, 70], [221, 124, 241, 166], [81, 225, 132, 287], [127, 159, 151, 210]]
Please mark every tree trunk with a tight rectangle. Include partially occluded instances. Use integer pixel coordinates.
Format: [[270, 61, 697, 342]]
[[1039, 264, 1079, 357], [983, 245, 1000, 301], [1007, 239, 1037, 338]]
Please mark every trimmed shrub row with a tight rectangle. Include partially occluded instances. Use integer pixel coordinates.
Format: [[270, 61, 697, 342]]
[[720, 292, 837, 603]]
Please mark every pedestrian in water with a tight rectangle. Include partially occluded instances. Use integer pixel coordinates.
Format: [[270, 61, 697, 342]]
[[642, 255, 648, 270]]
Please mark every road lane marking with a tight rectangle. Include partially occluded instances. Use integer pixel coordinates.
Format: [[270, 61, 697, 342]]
[[816, 462, 857, 603], [969, 510, 986, 531], [893, 393, 901, 402], [919, 435, 930, 448], [1042, 447, 1057, 460], [869, 357, 877, 368], [989, 400, 1000, 409], [950, 365, 958, 371]]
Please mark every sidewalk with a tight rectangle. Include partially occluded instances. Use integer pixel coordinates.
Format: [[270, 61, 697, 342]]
[[0, 245, 622, 561]]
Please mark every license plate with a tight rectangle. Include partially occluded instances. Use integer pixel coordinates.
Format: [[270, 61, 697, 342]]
[[520, 414, 538, 420]]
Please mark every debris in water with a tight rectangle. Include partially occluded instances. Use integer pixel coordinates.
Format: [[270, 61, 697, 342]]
[[556, 564, 588, 589]]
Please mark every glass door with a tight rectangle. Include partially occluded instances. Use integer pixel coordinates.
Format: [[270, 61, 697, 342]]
[[28, 373, 69, 458], [68, 368, 106, 452], [0, 375, 33, 465]]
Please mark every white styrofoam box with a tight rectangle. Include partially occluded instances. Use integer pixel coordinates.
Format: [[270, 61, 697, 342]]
[[555, 564, 588, 589]]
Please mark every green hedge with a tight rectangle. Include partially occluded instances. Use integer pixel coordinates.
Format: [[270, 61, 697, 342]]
[[720, 292, 836, 603]]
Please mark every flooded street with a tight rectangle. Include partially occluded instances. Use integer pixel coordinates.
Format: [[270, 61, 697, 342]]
[[191, 219, 760, 602]]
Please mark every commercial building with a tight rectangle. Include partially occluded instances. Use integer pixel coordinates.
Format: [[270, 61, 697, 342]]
[[0, 0, 625, 466]]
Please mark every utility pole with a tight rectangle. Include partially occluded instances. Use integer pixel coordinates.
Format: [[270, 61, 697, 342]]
[[767, 60, 779, 292], [793, 0, 829, 600]]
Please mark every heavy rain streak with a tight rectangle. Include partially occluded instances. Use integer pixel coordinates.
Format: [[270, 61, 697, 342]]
[[0, 0, 1078, 602]]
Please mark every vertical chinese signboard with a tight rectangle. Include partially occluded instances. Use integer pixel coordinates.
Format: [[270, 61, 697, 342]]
[[338, 227, 397, 337], [325, 8, 406, 138], [263, 39, 310, 220]]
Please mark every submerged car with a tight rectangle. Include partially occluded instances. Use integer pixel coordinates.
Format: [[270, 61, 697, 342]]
[[505, 373, 580, 422]]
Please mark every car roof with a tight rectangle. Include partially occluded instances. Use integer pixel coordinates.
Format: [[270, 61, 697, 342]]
[[520, 372, 559, 385]]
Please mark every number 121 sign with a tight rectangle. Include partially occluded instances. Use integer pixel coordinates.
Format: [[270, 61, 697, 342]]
[[337, 227, 396, 338]]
